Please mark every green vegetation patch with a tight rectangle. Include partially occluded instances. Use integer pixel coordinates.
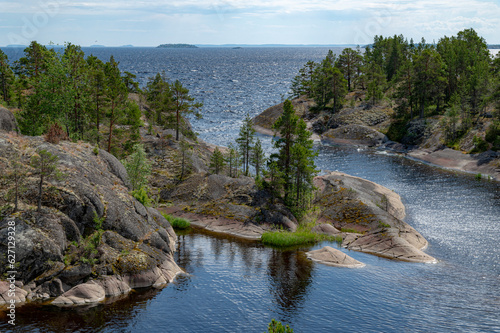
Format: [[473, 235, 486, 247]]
[[261, 229, 341, 248], [161, 212, 191, 229], [340, 227, 365, 234]]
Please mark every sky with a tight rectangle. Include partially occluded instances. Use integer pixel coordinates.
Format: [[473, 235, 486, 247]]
[[1, 0, 500, 47]]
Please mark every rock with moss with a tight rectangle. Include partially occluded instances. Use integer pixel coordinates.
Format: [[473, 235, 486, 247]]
[[0, 131, 181, 307], [0, 107, 18, 132], [161, 173, 297, 239], [314, 172, 435, 263]]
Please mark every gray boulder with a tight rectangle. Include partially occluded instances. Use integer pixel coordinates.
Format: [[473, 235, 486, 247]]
[[0, 107, 17, 132]]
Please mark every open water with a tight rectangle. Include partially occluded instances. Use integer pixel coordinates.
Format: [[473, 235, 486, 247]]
[[1, 47, 499, 333]]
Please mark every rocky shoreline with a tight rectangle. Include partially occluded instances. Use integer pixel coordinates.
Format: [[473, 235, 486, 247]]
[[0, 109, 183, 308], [253, 99, 500, 181], [1, 104, 438, 310]]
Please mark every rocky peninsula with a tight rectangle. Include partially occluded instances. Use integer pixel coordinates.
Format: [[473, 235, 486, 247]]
[[141, 122, 436, 264], [253, 95, 500, 181]]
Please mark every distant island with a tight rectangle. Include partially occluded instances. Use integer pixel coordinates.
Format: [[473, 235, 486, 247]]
[[157, 43, 198, 49]]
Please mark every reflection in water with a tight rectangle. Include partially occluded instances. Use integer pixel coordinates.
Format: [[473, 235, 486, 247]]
[[2, 146, 500, 332], [4, 288, 161, 333], [267, 249, 313, 319]]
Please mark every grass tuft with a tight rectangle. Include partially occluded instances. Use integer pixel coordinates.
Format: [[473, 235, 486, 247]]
[[261, 227, 342, 248], [161, 212, 191, 229]]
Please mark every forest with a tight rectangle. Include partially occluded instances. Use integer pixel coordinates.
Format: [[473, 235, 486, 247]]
[[290, 28, 500, 150], [0, 42, 200, 158]]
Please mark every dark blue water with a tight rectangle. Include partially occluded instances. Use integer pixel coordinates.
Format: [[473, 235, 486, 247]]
[[1, 47, 499, 333]]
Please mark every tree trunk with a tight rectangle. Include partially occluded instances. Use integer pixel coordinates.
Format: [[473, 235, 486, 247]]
[[37, 175, 43, 212], [108, 101, 115, 152], [176, 109, 180, 141]]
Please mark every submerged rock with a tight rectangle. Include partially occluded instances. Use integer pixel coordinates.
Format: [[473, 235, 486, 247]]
[[306, 246, 365, 268], [343, 230, 436, 263]]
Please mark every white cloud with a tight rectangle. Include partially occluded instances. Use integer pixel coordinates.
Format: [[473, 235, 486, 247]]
[[1, 0, 500, 45]]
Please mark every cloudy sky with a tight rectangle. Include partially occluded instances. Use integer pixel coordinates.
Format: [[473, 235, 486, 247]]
[[1, 0, 499, 46]]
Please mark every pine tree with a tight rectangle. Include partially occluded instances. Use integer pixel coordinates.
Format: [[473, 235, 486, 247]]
[[209, 147, 225, 175], [290, 60, 317, 98], [272, 99, 298, 204], [179, 139, 192, 180], [270, 100, 318, 215], [145, 72, 172, 126], [226, 143, 240, 178], [31, 150, 61, 212], [364, 61, 386, 105], [122, 144, 151, 191], [236, 114, 255, 176], [87, 55, 107, 145], [263, 154, 285, 200], [5, 154, 28, 212], [250, 137, 265, 180], [0, 49, 14, 104], [104, 56, 127, 153], [170, 79, 202, 141], [412, 48, 446, 119], [290, 120, 318, 215], [337, 48, 363, 91]]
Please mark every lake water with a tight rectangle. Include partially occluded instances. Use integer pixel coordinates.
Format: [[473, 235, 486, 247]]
[[1, 47, 499, 333]]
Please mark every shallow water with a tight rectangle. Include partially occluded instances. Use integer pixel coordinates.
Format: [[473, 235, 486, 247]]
[[1, 47, 499, 333]]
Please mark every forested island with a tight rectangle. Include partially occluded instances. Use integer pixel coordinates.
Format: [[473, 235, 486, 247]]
[[0, 28, 498, 310], [157, 43, 198, 49]]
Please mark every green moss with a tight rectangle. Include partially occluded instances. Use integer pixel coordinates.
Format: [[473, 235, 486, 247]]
[[378, 221, 391, 229], [340, 227, 365, 234]]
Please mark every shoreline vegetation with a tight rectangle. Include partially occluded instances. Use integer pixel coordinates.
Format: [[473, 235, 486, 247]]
[[2, 28, 496, 309], [253, 28, 500, 181]]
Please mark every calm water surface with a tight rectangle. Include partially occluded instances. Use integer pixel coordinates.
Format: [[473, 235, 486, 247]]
[[1, 47, 499, 332]]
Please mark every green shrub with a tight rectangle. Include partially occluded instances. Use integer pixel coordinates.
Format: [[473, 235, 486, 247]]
[[485, 123, 500, 143], [132, 187, 151, 207], [93, 212, 105, 230], [161, 212, 191, 229], [266, 319, 294, 333], [475, 173, 482, 181], [471, 135, 488, 153], [171, 217, 191, 229], [386, 119, 408, 142]]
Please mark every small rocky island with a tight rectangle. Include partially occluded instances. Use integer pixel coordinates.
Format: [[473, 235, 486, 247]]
[[156, 44, 198, 49]]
